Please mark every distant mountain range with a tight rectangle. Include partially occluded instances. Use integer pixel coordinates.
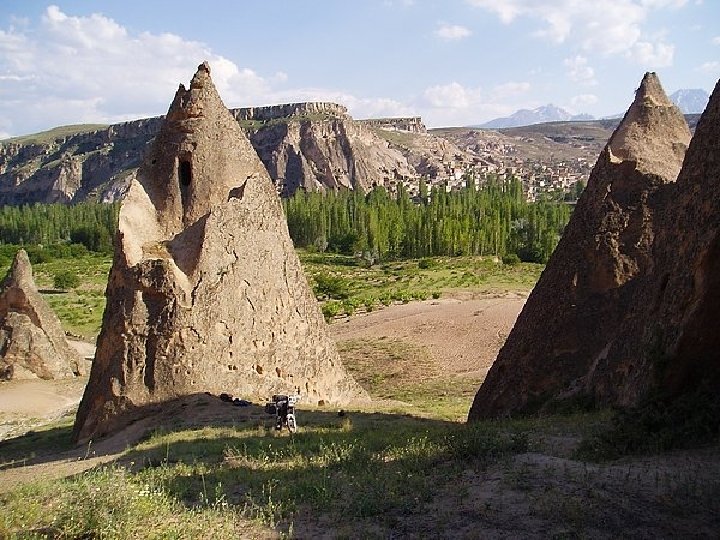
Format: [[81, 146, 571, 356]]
[[479, 104, 594, 129], [478, 88, 710, 129], [669, 89, 709, 114]]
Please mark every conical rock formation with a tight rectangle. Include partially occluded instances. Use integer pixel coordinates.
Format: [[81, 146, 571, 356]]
[[0, 250, 82, 379], [469, 73, 691, 420], [596, 77, 720, 404], [73, 63, 366, 442]]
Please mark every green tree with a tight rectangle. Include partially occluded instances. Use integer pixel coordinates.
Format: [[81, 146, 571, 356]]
[[53, 270, 80, 290]]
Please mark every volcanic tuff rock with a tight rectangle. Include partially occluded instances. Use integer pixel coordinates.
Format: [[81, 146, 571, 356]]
[[0, 250, 82, 380], [0, 103, 437, 203], [247, 116, 416, 197], [469, 73, 692, 420], [595, 78, 720, 405], [73, 63, 366, 443]]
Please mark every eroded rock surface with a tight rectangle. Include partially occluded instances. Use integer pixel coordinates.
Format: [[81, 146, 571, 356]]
[[0, 250, 82, 380], [595, 77, 720, 405], [73, 63, 366, 443], [469, 73, 692, 419]]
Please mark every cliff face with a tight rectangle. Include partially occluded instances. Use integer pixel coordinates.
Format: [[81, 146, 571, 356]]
[[0, 119, 161, 204], [250, 117, 416, 197], [0, 103, 430, 203]]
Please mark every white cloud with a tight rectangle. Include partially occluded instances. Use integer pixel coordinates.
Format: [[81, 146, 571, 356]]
[[491, 81, 531, 97], [698, 61, 720, 73], [570, 94, 599, 108], [0, 6, 281, 135], [420, 81, 538, 127], [0, 5, 418, 136], [563, 55, 597, 85], [627, 40, 674, 66], [434, 23, 472, 41], [383, 0, 415, 7], [423, 82, 482, 108], [713, 36, 720, 45], [466, 0, 684, 57]]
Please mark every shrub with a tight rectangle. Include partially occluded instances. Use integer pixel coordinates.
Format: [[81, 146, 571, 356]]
[[418, 258, 436, 270], [576, 385, 720, 461], [26, 246, 53, 264], [54, 271, 80, 290], [321, 301, 343, 322], [342, 298, 361, 316], [502, 253, 521, 265], [313, 273, 349, 300], [411, 291, 428, 301], [431, 291, 441, 299]]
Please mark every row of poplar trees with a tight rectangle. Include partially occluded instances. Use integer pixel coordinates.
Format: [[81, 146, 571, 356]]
[[285, 178, 572, 263], [0, 177, 572, 264], [0, 202, 119, 253]]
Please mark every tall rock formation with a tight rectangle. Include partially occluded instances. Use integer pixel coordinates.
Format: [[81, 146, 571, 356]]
[[596, 78, 720, 405], [73, 63, 366, 442], [0, 250, 82, 379], [469, 73, 691, 419]]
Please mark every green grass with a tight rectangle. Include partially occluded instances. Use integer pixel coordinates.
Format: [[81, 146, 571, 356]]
[[31, 255, 112, 339], [237, 113, 339, 131], [338, 338, 482, 421], [1, 124, 109, 145], [300, 250, 541, 320], [0, 413, 528, 538]]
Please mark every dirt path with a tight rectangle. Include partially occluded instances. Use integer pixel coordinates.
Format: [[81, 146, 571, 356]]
[[329, 294, 526, 378]]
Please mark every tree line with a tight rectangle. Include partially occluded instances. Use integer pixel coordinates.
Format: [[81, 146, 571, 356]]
[[0, 202, 119, 252], [284, 178, 572, 263], [0, 178, 572, 266], [0, 203, 119, 268]]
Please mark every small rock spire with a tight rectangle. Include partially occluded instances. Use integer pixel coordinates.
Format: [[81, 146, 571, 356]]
[[608, 72, 690, 180]]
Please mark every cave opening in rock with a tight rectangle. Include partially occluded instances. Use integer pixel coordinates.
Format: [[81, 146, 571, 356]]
[[179, 159, 192, 187], [179, 158, 192, 208]]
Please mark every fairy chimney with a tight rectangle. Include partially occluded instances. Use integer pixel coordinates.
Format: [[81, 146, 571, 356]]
[[592, 77, 720, 406], [73, 62, 366, 442], [469, 73, 691, 420], [0, 250, 82, 379]]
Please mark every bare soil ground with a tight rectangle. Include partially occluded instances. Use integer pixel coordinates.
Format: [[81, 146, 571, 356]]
[[329, 294, 526, 379]]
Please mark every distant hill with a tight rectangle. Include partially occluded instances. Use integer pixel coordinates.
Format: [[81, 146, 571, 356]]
[[669, 88, 710, 114], [479, 104, 594, 129]]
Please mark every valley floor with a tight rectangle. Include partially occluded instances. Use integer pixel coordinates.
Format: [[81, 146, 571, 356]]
[[1, 294, 719, 538]]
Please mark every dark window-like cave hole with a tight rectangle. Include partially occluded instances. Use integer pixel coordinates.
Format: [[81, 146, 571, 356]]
[[179, 158, 192, 209], [179, 159, 192, 188]]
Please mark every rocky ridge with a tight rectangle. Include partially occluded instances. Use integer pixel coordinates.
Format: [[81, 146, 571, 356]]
[[73, 63, 366, 443], [469, 73, 693, 419], [0, 102, 456, 204], [0, 250, 83, 380]]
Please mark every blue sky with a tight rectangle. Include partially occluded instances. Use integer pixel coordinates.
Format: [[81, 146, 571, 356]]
[[1, 0, 718, 137]]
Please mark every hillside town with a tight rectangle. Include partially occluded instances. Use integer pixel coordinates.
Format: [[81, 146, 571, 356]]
[[367, 116, 596, 202]]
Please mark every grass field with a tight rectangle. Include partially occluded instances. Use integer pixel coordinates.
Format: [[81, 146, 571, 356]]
[[3, 251, 718, 537], [2, 381, 717, 538], [31, 255, 112, 339], [299, 251, 542, 320]]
